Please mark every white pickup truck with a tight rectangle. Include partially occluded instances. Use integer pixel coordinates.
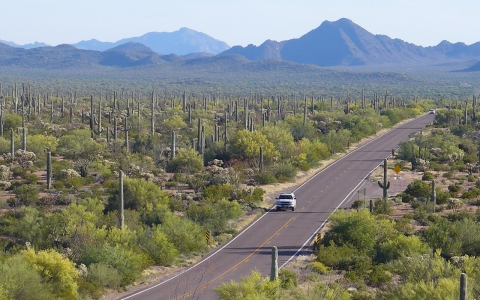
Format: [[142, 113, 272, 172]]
[[276, 192, 297, 211]]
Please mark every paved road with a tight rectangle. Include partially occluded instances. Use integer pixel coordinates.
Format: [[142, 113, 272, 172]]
[[122, 114, 434, 300]]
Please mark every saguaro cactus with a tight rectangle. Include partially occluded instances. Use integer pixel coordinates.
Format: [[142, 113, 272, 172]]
[[122, 116, 132, 151], [460, 273, 467, 300], [171, 131, 176, 159], [431, 180, 436, 213], [93, 98, 103, 137], [10, 128, 14, 161], [119, 170, 124, 229], [259, 146, 264, 171], [270, 246, 278, 281], [22, 127, 27, 151], [47, 151, 52, 189], [377, 159, 390, 199]]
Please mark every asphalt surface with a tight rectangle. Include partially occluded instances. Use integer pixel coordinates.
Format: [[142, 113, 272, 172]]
[[122, 114, 435, 300]]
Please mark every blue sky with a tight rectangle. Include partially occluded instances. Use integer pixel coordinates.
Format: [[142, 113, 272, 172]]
[[1, 0, 479, 47]]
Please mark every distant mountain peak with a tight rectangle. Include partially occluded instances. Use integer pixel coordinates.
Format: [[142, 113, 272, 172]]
[[71, 28, 229, 55]]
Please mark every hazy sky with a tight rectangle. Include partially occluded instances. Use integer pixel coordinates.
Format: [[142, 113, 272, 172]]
[[1, 0, 479, 47]]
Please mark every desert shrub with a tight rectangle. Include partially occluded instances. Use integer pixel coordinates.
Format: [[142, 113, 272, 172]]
[[351, 200, 366, 209], [76, 243, 151, 286], [254, 172, 276, 184], [160, 212, 209, 254], [436, 188, 450, 205], [380, 109, 400, 125], [367, 264, 392, 287], [139, 226, 178, 265], [373, 199, 393, 215], [278, 269, 298, 289], [448, 184, 462, 196], [235, 187, 265, 204], [413, 206, 429, 225], [400, 192, 414, 203], [422, 172, 434, 181], [214, 270, 280, 300], [310, 261, 330, 275], [404, 180, 431, 198], [22, 247, 80, 299], [167, 148, 203, 173], [203, 183, 233, 201], [272, 162, 297, 182], [0, 254, 54, 300], [461, 187, 480, 199], [12, 184, 39, 206], [106, 177, 170, 214], [322, 210, 390, 255], [11, 166, 26, 178], [86, 263, 122, 291], [376, 234, 430, 263], [23, 173, 39, 184], [186, 198, 242, 234], [467, 175, 476, 182], [443, 172, 453, 180]]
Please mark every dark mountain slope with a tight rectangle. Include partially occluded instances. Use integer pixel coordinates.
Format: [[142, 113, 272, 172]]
[[225, 40, 284, 61]]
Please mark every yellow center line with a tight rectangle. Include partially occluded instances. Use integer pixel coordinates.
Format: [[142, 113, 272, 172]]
[[173, 217, 296, 299]]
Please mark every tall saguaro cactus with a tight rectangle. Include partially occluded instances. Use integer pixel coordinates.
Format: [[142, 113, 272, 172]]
[[431, 180, 436, 213], [22, 127, 27, 151], [171, 131, 176, 159], [47, 151, 52, 189], [377, 159, 390, 199], [259, 146, 264, 171], [121, 116, 132, 151], [460, 273, 467, 300], [119, 170, 125, 229], [270, 246, 278, 281], [10, 128, 14, 161]]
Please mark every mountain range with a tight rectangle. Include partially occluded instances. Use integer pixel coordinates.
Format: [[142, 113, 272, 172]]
[[223, 18, 480, 67], [0, 18, 479, 70]]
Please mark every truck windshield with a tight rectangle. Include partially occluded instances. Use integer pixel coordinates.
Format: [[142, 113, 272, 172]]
[[279, 195, 293, 199]]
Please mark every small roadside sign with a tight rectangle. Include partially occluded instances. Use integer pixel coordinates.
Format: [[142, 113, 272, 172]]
[[394, 165, 402, 174]]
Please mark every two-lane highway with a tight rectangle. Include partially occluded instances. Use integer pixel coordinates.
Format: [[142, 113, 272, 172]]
[[123, 114, 434, 300]]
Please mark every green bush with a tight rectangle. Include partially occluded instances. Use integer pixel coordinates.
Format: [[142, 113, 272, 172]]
[[367, 264, 392, 287], [461, 187, 480, 199], [401, 192, 414, 203], [273, 163, 297, 182], [436, 188, 450, 205], [310, 261, 330, 275], [448, 184, 462, 196], [373, 199, 392, 215], [12, 185, 39, 206], [186, 198, 242, 234], [76, 243, 151, 286], [404, 180, 431, 198], [139, 226, 178, 265], [11, 166, 26, 178], [443, 172, 453, 180], [203, 184, 233, 201], [23, 173, 39, 184], [278, 269, 298, 289], [86, 263, 122, 290], [254, 172, 276, 184], [351, 200, 366, 209], [422, 172, 434, 180], [235, 187, 265, 204]]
